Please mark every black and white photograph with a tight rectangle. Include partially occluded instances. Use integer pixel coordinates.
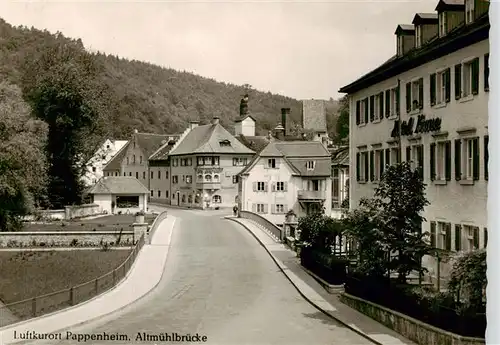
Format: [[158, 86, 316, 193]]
[[0, 1, 495, 344]]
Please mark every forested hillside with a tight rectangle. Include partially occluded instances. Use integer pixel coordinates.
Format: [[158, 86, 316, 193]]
[[0, 18, 339, 139]]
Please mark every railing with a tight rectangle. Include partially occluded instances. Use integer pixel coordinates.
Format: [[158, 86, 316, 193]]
[[147, 211, 168, 244], [239, 211, 283, 242], [297, 190, 326, 200], [0, 233, 146, 328]]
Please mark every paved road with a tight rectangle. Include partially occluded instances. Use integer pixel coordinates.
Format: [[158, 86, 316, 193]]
[[18, 207, 373, 345]]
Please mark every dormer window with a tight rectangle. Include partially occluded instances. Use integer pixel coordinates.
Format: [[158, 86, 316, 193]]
[[465, 0, 475, 24], [306, 161, 315, 170], [415, 26, 422, 48], [219, 139, 231, 147], [439, 12, 447, 36]]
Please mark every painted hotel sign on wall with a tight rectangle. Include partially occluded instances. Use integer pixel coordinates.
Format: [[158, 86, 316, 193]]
[[391, 115, 442, 138]]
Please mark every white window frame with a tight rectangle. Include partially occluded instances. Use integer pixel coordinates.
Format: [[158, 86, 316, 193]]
[[463, 224, 480, 251], [306, 161, 315, 170], [465, 0, 475, 24], [374, 93, 381, 121], [397, 35, 403, 55], [436, 69, 447, 105], [390, 87, 398, 117], [359, 99, 367, 125], [435, 141, 447, 181], [186, 175, 192, 184], [437, 222, 447, 250], [359, 151, 368, 182], [256, 203, 266, 213], [276, 181, 285, 191], [463, 138, 475, 180], [462, 59, 474, 97], [439, 11, 447, 36], [275, 204, 285, 213], [257, 181, 265, 191], [411, 79, 421, 111], [268, 158, 276, 169], [212, 195, 222, 203]]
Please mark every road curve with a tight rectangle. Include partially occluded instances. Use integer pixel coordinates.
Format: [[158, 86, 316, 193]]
[[17, 207, 373, 345]]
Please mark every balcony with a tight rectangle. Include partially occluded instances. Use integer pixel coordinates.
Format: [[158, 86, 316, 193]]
[[297, 190, 326, 201], [195, 182, 221, 190]]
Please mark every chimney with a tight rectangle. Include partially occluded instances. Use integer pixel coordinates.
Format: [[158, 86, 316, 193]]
[[211, 117, 220, 125], [274, 123, 285, 141], [281, 108, 291, 136], [189, 121, 200, 130]]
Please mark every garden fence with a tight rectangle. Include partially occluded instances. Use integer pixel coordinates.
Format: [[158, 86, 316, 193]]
[[239, 211, 283, 242], [0, 233, 146, 328]]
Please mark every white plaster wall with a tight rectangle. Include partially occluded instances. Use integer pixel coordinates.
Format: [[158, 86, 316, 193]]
[[349, 39, 488, 244], [93, 194, 112, 214], [235, 117, 255, 137]]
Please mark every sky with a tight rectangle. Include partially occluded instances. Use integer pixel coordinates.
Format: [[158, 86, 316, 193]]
[[0, 0, 436, 100]]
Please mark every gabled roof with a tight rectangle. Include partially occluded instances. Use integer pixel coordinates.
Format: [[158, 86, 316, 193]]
[[135, 133, 178, 158], [103, 141, 130, 171], [332, 147, 349, 166], [87, 177, 149, 195], [234, 114, 257, 123], [149, 140, 177, 161], [395, 24, 415, 34], [436, 0, 465, 12], [240, 141, 331, 177], [412, 13, 439, 25], [236, 135, 270, 152], [170, 123, 254, 155]]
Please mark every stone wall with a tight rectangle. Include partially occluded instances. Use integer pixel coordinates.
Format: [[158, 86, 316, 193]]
[[64, 204, 103, 220], [339, 293, 485, 345], [0, 231, 136, 248]]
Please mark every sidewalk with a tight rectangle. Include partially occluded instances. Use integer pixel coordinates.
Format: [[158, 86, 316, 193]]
[[226, 216, 417, 345], [0, 216, 177, 345]]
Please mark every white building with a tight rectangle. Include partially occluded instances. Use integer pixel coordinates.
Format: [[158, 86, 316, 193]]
[[339, 0, 489, 278], [83, 139, 128, 187], [331, 146, 349, 219], [238, 139, 332, 226]]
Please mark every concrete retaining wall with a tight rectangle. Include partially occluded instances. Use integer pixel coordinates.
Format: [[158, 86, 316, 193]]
[[339, 292, 485, 345], [64, 204, 102, 220]]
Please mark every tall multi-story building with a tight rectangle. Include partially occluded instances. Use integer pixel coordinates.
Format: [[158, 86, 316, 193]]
[[82, 139, 128, 186], [339, 0, 490, 278], [168, 117, 255, 209]]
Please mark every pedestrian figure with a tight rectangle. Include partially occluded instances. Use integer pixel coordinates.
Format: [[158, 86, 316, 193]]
[[233, 205, 238, 217]]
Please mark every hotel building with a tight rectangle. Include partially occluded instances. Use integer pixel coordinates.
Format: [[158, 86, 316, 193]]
[[339, 0, 489, 277]]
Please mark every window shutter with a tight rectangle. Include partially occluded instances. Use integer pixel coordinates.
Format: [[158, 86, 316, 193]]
[[445, 223, 452, 251], [445, 68, 451, 102], [378, 92, 384, 119], [455, 225, 462, 251], [445, 141, 451, 181], [385, 148, 390, 167], [454, 139, 462, 180], [369, 96, 375, 122], [484, 227, 488, 248], [264, 204, 269, 214], [484, 54, 490, 91], [356, 153, 360, 181], [418, 78, 424, 109], [271, 204, 276, 214], [252, 203, 256, 212], [396, 85, 400, 115], [430, 143, 436, 180], [364, 154, 369, 181], [356, 101, 360, 125], [385, 90, 390, 117], [369, 151, 374, 181], [253, 182, 257, 191], [284, 182, 288, 192], [473, 137, 479, 180], [473, 227, 479, 249], [405, 82, 411, 113], [379, 150, 384, 178], [430, 222, 436, 247], [264, 182, 269, 192], [454, 64, 462, 99], [406, 146, 411, 163], [471, 57, 479, 95], [284, 204, 288, 213], [395, 148, 400, 163], [484, 136, 489, 180], [271, 182, 276, 192], [430, 73, 436, 106], [364, 99, 369, 123]]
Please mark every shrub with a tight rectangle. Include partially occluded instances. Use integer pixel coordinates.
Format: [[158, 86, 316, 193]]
[[70, 238, 78, 247]]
